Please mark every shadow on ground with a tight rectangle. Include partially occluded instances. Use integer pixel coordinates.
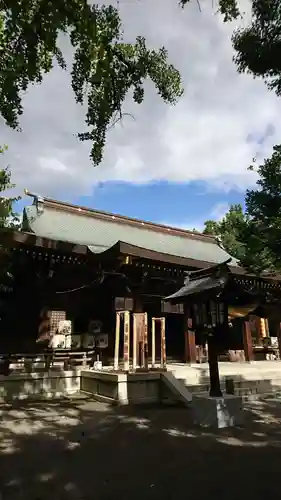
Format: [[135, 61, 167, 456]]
[[1, 394, 281, 500]]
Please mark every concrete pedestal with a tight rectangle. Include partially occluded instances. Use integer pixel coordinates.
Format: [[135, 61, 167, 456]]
[[192, 394, 244, 428]]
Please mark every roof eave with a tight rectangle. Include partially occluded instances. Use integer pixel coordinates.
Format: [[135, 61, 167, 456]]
[[1, 230, 88, 255], [117, 241, 239, 270]]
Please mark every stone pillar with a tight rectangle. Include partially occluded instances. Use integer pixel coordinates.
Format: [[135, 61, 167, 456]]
[[243, 320, 254, 362], [184, 316, 197, 364]]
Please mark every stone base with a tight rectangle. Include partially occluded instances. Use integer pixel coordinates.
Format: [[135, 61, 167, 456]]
[[0, 370, 81, 403], [192, 394, 244, 428], [81, 370, 162, 405]]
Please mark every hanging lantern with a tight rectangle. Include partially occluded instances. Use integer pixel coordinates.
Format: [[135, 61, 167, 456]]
[[209, 300, 217, 327]]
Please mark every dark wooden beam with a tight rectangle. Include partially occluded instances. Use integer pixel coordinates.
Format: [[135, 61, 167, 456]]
[[1, 230, 88, 255]]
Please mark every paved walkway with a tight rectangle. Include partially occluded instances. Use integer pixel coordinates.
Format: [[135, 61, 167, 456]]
[[168, 360, 281, 384], [1, 395, 281, 500]]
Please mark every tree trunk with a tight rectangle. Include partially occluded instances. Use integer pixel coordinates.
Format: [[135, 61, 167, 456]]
[[207, 335, 222, 397]]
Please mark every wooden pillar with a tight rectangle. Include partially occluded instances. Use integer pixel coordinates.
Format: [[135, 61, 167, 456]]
[[184, 316, 196, 363], [243, 320, 254, 362], [260, 317, 267, 339], [132, 314, 137, 370], [143, 312, 148, 370], [123, 311, 130, 372], [160, 317, 166, 369], [114, 312, 120, 370], [134, 296, 143, 367], [277, 323, 281, 360], [151, 319, 156, 368], [251, 315, 261, 345]]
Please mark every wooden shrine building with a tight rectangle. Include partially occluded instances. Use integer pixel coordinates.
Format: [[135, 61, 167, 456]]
[[1, 191, 281, 363]]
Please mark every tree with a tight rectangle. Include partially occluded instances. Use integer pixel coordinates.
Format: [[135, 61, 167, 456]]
[[0, 1, 183, 167], [181, 0, 281, 98], [242, 145, 281, 273], [232, 1, 281, 97], [203, 204, 247, 262], [0, 145, 20, 300], [202, 146, 281, 274], [180, 0, 240, 22], [0, 145, 20, 230]]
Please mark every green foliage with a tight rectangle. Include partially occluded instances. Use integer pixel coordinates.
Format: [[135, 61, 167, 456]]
[[232, 1, 281, 95], [181, 0, 281, 95], [203, 204, 247, 262], [0, 146, 21, 230], [203, 147, 281, 274], [242, 145, 281, 273], [0, 1, 183, 166], [179, 0, 240, 22]]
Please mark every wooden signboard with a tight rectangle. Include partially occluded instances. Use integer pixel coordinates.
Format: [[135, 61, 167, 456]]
[[133, 312, 148, 369]]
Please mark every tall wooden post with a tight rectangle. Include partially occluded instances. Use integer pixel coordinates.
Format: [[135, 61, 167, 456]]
[[243, 320, 254, 362], [277, 323, 281, 361], [123, 311, 130, 372], [133, 312, 147, 369], [114, 312, 121, 370], [184, 316, 196, 364], [151, 319, 156, 368], [160, 317, 166, 369], [152, 317, 166, 369], [133, 295, 143, 367], [132, 314, 137, 370], [144, 313, 148, 370]]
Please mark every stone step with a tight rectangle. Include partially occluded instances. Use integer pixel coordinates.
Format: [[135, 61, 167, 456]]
[[161, 372, 192, 405]]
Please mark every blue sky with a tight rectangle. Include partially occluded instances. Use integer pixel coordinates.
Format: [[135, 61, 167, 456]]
[[19, 179, 245, 232], [70, 181, 245, 231], [2, 0, 281, 232]]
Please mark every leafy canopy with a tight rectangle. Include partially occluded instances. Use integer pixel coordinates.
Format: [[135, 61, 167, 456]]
[[181, 0, 281, 98], [203, 204, 247, 263], [0, 145, 20, 230], [0, 1, 183, 166], [232, 0, 281, 96], [243, 145, 281, 273], [180, 0, 240, 22], [203, 146, 281, 274]]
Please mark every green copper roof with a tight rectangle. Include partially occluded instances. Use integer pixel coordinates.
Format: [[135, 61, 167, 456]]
[[23, 204, 238, 266]]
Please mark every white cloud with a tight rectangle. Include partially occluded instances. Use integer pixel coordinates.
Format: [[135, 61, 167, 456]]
[[0, 0, 280, 198], [209, 202, 231, 221], [162, 201, 231, 232]]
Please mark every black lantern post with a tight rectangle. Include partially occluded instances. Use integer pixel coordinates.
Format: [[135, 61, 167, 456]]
[[191, 297, 227, 398], [165, 261, 235, 399]]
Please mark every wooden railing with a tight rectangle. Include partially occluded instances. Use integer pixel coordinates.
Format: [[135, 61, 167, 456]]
[[0, 349, 95, 375]]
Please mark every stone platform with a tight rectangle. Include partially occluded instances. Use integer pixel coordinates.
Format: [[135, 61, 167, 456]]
[[168, 361, 281, 397], [2, 361, 281, 405], [0, 369, 187, 406]]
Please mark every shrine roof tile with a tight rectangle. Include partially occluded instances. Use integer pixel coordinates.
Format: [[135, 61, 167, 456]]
[[22, 195, 239, 268]]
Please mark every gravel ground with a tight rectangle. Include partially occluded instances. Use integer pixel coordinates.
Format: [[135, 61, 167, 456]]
[[1, 395, 281, 500]]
